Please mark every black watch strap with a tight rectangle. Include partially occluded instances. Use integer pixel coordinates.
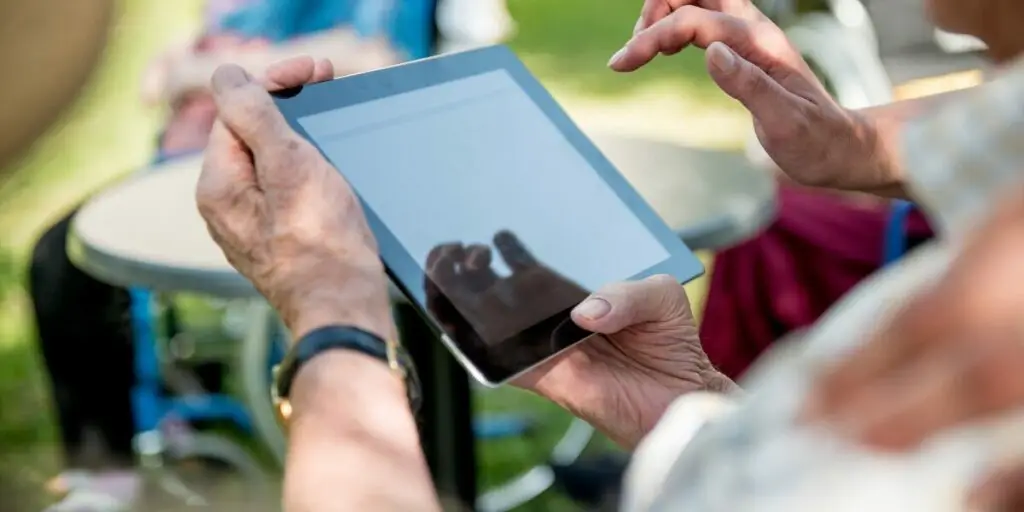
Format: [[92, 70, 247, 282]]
[[273, 325, 421, 414]]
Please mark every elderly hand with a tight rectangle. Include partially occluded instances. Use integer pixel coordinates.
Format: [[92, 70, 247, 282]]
[[519, 274, 736, 448], [613, 0, 890, 193], [423, 234, 729, 447], [803, 190, 1024, 451], [198, 57, 439, 512], [196, 56, 394, 342]]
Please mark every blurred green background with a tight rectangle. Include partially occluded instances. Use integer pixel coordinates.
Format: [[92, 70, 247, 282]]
[[0, 0, 746, 509]]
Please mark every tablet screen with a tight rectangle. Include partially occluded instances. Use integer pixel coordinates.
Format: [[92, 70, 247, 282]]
[[285, 58, 702, 383], [298, 69, 668, 325]]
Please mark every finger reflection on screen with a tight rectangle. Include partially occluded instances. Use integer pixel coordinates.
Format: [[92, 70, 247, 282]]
[[424, 230, 590, 379]]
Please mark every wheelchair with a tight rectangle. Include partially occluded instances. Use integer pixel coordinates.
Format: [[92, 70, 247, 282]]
[[125, 290, 271, 508]]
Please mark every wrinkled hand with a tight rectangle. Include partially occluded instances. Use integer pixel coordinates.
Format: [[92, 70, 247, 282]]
[[196, 56, 394, 341], [535, 274, 734, 448], [804, 190, 1024, 451], [427, 232, 731, 447], [614, 0, 884, 192]]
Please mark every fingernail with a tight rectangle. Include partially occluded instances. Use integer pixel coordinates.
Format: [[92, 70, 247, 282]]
[[608, 47, 627, 67], [211, 65, 253, 94], [574, 298, 611, 320], [708, 41, 736, 73]]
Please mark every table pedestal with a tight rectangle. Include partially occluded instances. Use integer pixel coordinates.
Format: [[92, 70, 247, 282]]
[[395, 304, 478, 508]]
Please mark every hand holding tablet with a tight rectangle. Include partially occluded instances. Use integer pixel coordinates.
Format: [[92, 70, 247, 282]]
[[273, 46, 704, 385]]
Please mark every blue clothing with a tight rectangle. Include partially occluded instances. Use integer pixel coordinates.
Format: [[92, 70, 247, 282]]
[[219, 0, 437, 59]]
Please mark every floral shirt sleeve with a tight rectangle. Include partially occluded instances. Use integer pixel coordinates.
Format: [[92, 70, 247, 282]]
[[903, 58, 1024, 241]]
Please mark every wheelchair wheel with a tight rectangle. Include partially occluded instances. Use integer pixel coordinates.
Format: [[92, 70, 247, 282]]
[[238, 300, 288, 465], [149, 432, 272, 510], [476, 411, 597, 512]]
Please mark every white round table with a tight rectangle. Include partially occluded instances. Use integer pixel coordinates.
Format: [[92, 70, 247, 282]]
[[595, 134, 776, 250], [69, 137, 775, 294], [69, 155, 255, 298]]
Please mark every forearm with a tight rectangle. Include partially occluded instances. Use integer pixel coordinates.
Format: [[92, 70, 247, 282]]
[[285, 351, 440, 512]]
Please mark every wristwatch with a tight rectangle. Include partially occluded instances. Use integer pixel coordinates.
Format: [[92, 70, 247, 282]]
[[271, 325, 422, 426]]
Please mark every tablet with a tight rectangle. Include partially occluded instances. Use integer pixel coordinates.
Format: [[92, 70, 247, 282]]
[[273, 45, 704, 386]]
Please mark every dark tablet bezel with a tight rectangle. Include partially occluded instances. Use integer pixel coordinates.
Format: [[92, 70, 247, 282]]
[[273, 45, 704, 384]]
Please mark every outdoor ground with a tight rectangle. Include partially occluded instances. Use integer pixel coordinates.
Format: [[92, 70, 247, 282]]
[[0, 0, 748, 510]]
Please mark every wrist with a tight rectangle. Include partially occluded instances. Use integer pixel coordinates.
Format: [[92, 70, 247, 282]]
[[285, 351, 436, 511], [700, 368, 741, 395], [287, 295, 395, 342], [815, 107, 909, 199], [289, 350, 411, 429], [277, 260, 396, 342], [848, 109, 906, 196]]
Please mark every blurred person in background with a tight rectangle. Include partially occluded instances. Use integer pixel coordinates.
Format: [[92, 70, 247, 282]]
[[698, 184, 933, 380], [30, 1, 445, 509], [192, 0, 1024, 508]]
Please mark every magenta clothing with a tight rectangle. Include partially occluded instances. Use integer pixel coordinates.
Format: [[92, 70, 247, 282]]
[[699, 184, 933, 380]]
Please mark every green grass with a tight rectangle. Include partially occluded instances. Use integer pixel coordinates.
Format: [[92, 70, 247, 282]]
[[0, 0, 726, 509], [507, 0, 721, 98]]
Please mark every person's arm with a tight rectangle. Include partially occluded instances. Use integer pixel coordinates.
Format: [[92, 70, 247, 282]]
[[612, 1, 981, 201], [847, 88, 974, 199], [196, 58, 442, 511], [165, 28, 400, 103], [284, 351, 440, 512]]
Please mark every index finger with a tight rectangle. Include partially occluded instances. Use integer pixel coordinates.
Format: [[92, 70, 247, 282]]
[[197, 119, 260, 227], [426, 243, 465, 290], [211, 64, 295, 162], [494, 231, 538, 272], [613, 6, 754, 72], [636, 0, 756, 34], [262, 56, 335, 91]]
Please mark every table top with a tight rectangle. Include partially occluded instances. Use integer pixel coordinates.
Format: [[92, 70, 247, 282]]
[[70, 135, 775, 296], [597, 135, 776, 251]]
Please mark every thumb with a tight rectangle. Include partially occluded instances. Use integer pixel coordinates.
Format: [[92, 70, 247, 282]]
[[571, 275, 693, 334], [211, 64, 295, 162], [705, 41, 806, 128]]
